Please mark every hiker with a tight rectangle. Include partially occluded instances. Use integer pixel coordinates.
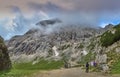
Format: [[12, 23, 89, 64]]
[[86, 62, 89, 73], [64, 60, 68, 68], [93, 61, 97, 67]]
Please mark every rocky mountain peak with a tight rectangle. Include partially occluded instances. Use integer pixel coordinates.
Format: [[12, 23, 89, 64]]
[[25, 28, 39, 35], [104, 24, 114, 30], [36, 18, 62, 27]]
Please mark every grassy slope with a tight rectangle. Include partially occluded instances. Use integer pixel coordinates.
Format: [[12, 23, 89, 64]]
[[107, 50, 120, 74], [0, 60, 64, 77], [111, 61, 120, 74]]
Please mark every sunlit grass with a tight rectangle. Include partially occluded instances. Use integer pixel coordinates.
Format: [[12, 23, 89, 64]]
[[0, 60, 64, 77], [111, 61, 120, 74]]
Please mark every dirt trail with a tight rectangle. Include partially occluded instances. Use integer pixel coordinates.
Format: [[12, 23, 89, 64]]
[[29, 68, 119, 77]]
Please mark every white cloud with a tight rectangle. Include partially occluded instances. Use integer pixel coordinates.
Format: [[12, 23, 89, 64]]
[[0, 8, 51, 40], [39, 10, 50, 20], [4, 20, 15, 31], [99, 23, 109, 28]]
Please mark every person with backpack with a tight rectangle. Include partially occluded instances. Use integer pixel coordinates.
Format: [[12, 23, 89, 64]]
[[86, 62, 89, 73]]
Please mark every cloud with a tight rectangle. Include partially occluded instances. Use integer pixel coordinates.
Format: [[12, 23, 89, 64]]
[[4, 19, 16, 31], [26, 0, 120, 26], [39, 11, 49, 19], [0, 19, 14, 39], [1, 0, 120, 39], [28, 0, 120, 12], [28, 1, 65, 13], [53, 0, 120, 12], [0, 6, 49, 40], [1, 0, 120, 13], [10, 6, 22, 14], [27, 1, 100, 26]]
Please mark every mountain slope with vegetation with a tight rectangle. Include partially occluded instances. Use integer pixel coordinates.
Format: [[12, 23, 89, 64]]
[[101, 24, 120, 47], [88, 24, 120, 74]]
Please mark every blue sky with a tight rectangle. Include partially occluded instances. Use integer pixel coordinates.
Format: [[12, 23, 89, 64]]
[[0, 0, 120, 40]]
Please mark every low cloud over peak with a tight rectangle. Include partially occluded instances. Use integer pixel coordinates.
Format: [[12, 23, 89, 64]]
[[1, 0, 120, 39]]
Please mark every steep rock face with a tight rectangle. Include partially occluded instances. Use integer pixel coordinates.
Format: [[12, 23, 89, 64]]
[[6, 17, 115, 65], [8, 26, 99, 53], [7, 24, 101, 63], [0, 36, 11, 71]]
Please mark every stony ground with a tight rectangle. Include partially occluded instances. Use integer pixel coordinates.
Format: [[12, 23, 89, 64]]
[[28, 68, 120, 77]]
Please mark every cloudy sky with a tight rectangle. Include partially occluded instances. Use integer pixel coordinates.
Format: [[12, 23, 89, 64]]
[[0, 0, 120, 39]]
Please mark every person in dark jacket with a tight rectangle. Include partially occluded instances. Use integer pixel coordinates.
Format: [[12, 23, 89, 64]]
[[64, 60, 68, 68], [86, 62, 89, 73]]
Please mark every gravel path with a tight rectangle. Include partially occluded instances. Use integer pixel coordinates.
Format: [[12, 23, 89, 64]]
[[29, 68, 120, 77]]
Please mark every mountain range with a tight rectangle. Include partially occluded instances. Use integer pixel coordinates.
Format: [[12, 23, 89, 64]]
[[6, 19, 113, 65]]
